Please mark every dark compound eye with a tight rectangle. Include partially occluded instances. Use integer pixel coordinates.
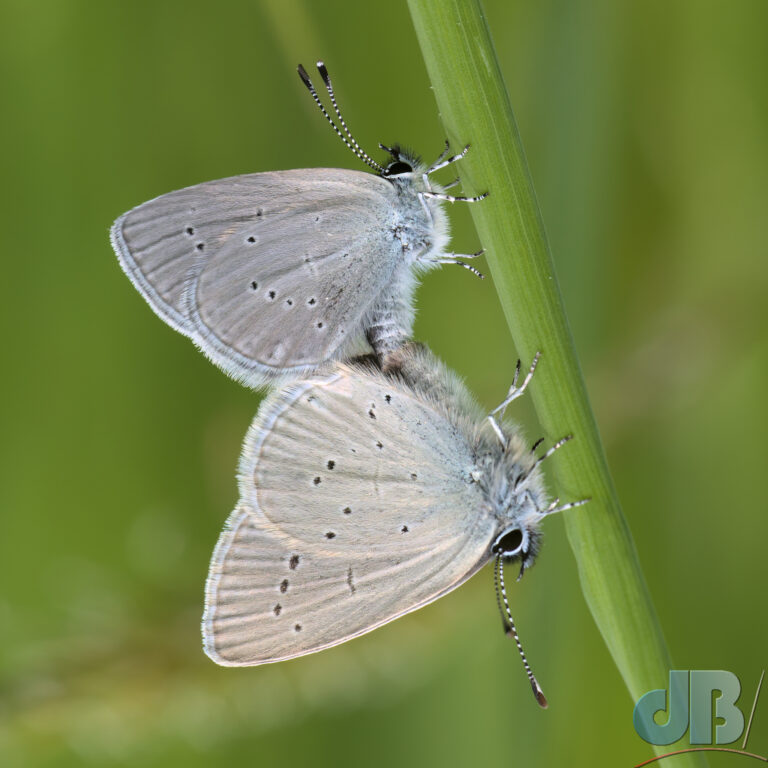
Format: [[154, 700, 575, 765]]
[[493, 528, 524, 556], [385, 161, 413, 176]]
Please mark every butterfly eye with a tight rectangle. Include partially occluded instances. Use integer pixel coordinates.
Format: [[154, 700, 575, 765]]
[[492, 527, 525, 557], [384, 160, 413, 176]]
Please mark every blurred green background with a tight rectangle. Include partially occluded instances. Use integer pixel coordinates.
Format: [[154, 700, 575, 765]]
[[1, 0, 766, 765]]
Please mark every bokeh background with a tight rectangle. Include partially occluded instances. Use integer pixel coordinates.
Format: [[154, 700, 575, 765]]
[[1, 0, 766, 765]]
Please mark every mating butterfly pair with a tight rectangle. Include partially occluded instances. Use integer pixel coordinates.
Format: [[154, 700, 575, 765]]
[[110, 61, 585, 706]]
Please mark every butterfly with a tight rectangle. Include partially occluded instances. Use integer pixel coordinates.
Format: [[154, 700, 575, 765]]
[[110, 62, 486, 389], [202, 344, 586, 706]]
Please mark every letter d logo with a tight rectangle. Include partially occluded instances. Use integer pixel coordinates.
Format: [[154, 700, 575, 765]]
[[634, 670, 690, 745]]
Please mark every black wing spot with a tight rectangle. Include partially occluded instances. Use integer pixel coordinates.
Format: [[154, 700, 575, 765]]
[[286, 298, 293, 307], [401, 525, 409, 533], [185, 226, 194, 235], [294, 623, 302, 632], [250, 281, 259, 290], [280, 579, 289, 593], [343, 506, 352, 515], [385, 394, 391, 403], [325, 531, 336, 539], [313, 476, 321, 485], [327, 460, 335, 470], [317, 322, 324, 329], [196, 242, 205, 251], [247, 236, 256, 243], [289, 555, 299, 570], [273, 603, 282, 616], [308, 297, 316, 306]]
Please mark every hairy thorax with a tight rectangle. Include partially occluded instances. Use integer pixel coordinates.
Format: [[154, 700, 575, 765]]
[[386, 174, 450, 266]]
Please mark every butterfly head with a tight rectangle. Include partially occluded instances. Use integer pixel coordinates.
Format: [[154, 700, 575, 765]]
[[479, 440, 551, 577], [379, 143, 425, 178], [491, 523, 542, 580]]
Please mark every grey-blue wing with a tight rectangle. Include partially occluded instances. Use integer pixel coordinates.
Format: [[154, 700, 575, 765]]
[[110, 169, 401, 386], [203, 363, 495, 665]]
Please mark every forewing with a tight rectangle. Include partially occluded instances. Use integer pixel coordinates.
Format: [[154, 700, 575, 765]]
[[203, 365, 496, 665], [186, 173, 399, 381], [111, 169, 397, 382]]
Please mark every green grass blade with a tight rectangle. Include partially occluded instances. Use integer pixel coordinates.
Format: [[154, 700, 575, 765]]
[[406, 1, 705, 764]]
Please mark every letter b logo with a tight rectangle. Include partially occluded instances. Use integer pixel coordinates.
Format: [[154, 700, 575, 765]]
[[634, 670, 744, 746]]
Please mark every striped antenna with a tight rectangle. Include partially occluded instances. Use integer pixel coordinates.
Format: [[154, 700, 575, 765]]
[[495, 555, 548, 708], [297, 63, 383, 173], [315, 62, 383, 172]]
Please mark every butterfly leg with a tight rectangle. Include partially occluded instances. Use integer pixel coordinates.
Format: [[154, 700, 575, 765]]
[[511, 435, 574, 486], [486, 352, 541, 448], [492, 352, 541, 418], [426, 142, 470, 174], [417, 191, 435, 227], [531, 435, 573, 472], [422, 190, 489, 203], [540, 496, 591, 517], [426, 140, 451, 172], [423, 143, 480, 199], [437, 250, 485, 279]]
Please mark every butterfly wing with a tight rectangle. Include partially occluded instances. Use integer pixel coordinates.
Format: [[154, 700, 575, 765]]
[[203, 363, 497, 665], [110, 169, 401, 385]]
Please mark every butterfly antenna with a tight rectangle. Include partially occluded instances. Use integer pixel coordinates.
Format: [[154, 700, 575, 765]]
[[494, 553, 510, 632], [495, 555, 548, 708], [297, 63, 383, 174], [315, 62, 383, 173]]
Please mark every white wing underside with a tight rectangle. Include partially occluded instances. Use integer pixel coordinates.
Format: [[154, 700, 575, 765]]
[[110, 169, 403, 385], [203, 363, 497, 665]]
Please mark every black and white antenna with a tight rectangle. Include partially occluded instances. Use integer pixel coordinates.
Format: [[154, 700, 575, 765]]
[[494, 554, 548, 708], [297, 62, 384, 174]]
